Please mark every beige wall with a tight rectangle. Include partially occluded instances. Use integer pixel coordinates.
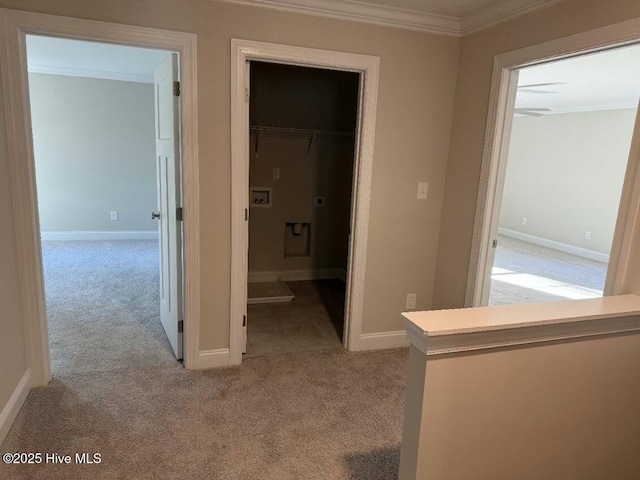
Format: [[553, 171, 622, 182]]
[[434, 0, 640, 309], [400, 333, 640, 479], [29, 73, 157, 233], [0, 0, 459, 347], [248, 62, 356, 274], [0, 71, 28, 425], [500, 109, 636, 255]]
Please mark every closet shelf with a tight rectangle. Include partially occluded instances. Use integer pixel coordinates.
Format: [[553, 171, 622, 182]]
[[249, 125, 354, 137]]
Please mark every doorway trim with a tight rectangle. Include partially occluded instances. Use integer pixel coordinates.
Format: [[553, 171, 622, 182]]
[[466, 17, 640, 307], [0, 8, 200, 384], [230, 39, 380, 365]]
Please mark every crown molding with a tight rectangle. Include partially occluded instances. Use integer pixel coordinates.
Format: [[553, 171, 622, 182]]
[[28, 63, 153, 83], [217, 0, 567, 37], [218, 0, 460, 36], [461, 0, 565, 36]]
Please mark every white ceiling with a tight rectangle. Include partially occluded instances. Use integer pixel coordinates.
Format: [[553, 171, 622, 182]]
[[516, 43, 640, 115], [26, 35, 171, 84]]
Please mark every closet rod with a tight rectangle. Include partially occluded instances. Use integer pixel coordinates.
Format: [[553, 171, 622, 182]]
[[249, 125, 354, 137]]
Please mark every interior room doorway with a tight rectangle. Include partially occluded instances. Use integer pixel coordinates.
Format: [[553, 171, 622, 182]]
[[244, 61, 359, 356], [26, 35, 184, 374]]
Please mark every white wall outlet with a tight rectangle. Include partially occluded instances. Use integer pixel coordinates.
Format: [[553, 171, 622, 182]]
[[522, 217, 527, 226], [273, 168, 280, 179], [417, 182, 429, 200], [110, 211, 118, 221], [585, 230, 591, 240], [406, 293, 417, 310]]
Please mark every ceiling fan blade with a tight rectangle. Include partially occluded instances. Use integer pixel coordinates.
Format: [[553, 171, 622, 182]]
[[515, 111, 545, 117], [518, 82, 565, 88], [518, 88, 556, 94], [515, 108, 551, 112], [514, 107, 551, 117]]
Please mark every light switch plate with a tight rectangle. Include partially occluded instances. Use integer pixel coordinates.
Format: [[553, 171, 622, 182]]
[[110, 211, 118, 221], [417, 182, 429, 200], [273, 168, 280, 179]]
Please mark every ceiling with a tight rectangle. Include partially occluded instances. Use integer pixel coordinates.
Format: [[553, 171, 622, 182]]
[[26, 35, 170, 84], [219, 0, 564, 36], [516, 43, 640, 115]]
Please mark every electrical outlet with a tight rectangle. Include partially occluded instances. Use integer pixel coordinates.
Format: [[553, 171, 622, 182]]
[[110, 211, 118, 221], [585, 231, 591, 240], [406, 293, 417, 310], [522, 217, 527, 226], [417, 182, 429, 200], [273, 168, 280, 179]]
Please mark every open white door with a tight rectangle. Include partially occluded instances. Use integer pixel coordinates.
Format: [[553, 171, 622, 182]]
[[153, 53, 183, 359], [242, 60, 250, 354]]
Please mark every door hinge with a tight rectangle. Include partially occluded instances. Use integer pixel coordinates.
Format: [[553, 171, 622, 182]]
[[492, 239, 498, 248], [173, 80, 181, 97], [178, 320, 184, 333], [245, 87, 250, 103], [242, 315, 247, 327], [245, 208, 249, 221], [176, 207, 183, 222]]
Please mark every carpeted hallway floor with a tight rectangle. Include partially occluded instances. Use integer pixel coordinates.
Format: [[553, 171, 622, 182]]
[[1, 240, 408, 479]]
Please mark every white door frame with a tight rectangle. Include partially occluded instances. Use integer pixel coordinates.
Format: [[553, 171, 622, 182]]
[[0, 8, 200, 384], [230, 39, 380, 365], [466, 17, 640, 307]]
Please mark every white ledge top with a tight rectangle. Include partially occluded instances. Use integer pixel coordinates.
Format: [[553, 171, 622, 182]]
[[403, 294, 640, 356]]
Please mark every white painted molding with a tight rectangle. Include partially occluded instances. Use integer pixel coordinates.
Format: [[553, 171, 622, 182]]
[[498, 228, 609, 263], [248, 268, 346, 283], [356, 330, 409, 351], [230, 39, 379, 365], [218, 0, 566, 37], [219, 0, 460, 36], [40, 230, 158, 241], [0, 8, 200, 380], [405, 294, 640, 356], [195, 349, 231, 369], [0, 369, 31, 445], [466, 16, 640, 308], [28, 64, 153, 83], [461, 0, 564, 36]]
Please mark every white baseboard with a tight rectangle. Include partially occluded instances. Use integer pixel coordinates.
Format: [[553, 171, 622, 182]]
[[195, 349, 230, 369], [356, 330, 409, 351], [498, 228, 610, 263], [41, 231, 157, 241], [248, 268, 347, 283], [0, 369, 31, 445]]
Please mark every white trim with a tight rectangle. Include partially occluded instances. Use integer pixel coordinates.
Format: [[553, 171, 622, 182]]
[[247, 268, 346, 283], [498, 228, 609, 263], [219, 0, 460, 36], [0, 8, 200, 383], [230, 39, 379, 365], [405, 294, 640, 356], [466, 17, 640, 308], [355, 330, 409, 351], [0, 369, 31, 445], [461, 0, 564, 36], [218, 0, 566, 37], [195, 349, 231, 369], [40, 230, 157, 241], [28, 64, 153, 83]]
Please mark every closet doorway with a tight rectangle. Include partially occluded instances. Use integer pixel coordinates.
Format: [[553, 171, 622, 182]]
[[244, 61, 359, 356], [230, 40, 380, 365]]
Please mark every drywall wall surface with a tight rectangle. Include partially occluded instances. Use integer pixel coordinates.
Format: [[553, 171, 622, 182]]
[[0, 0, 459, 348], [29, 73, 157, 233], [499, 109, 636, 255], [249, 136, 354, 272], [434, 0, 640, 309], [248, 62, 356, 274], [400, 333, 640, 479], [0, 69, 29, 427]]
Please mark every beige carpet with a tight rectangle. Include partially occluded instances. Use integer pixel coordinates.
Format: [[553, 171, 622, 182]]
[[1, 348, 408, 479]]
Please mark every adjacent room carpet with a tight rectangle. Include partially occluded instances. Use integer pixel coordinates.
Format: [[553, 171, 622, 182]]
[[1, 240, 407, 479], [489, 235, 608, 305]]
